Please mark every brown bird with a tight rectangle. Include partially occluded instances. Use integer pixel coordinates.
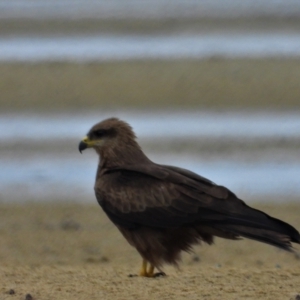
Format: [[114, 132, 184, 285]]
[[79, 117, 300, 277]]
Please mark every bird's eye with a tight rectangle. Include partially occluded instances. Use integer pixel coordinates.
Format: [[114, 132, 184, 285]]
[[93, 129, 107, 138]]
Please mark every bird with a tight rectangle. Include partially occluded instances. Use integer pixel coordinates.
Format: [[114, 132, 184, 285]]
[[78, 117, 300, 277]]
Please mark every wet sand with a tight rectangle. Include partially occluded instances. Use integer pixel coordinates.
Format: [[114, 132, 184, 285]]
[[2, 17, 300, 37], [0, 202, 299, 299], [1, 59, 300, 112]]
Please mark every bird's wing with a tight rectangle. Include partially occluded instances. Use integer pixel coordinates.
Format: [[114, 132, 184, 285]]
[[96, 163, 228, 227], [95, 164, 300, 250]]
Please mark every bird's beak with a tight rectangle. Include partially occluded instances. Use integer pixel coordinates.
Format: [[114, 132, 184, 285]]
[[78, 136, 93, 153]]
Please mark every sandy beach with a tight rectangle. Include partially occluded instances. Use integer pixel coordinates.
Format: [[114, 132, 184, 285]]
[[0, 202, 299, 300]]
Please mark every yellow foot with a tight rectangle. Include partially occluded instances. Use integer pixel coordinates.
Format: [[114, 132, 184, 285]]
[[139, 259, 154, 277], [138, 260, 166, 278]]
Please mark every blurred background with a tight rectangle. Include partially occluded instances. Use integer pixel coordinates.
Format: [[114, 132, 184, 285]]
[[1, 0, 300, 203]]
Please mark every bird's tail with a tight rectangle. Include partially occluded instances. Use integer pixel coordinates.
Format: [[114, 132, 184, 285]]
[[200, 195, 300, 251], [213, 218, 300, 251]]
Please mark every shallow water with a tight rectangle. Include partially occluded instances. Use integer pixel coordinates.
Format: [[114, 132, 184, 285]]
[[1, 110, 300, 141], [2, 153, 300, 203], [1, 111, 299, 202], [1, 32, 300, 62]]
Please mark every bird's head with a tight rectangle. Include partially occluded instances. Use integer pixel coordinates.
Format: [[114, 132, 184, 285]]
[[78, 117, 138, 157]]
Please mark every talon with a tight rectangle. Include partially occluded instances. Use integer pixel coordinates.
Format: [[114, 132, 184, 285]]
[[154, 272, 166, 278]]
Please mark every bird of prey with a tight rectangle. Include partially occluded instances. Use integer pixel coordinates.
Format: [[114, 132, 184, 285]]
[[79, 117, 300, 277]]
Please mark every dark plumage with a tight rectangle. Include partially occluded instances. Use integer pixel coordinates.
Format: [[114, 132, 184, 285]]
[[79, 117, 300, 277]]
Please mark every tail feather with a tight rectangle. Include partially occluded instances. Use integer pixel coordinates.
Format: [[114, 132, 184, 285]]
[[199, 196, 300, 251], [216, 224, 296, 251], [237, 205, 300, 244]]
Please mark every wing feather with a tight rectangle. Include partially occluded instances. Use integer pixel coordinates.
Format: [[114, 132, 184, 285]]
[[95, 165, 233, 228]]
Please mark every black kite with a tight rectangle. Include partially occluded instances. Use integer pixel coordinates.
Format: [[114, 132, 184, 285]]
[[79, 117, 300, 277]]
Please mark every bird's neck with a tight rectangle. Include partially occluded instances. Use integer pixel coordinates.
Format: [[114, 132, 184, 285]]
[[97, 142, 150, 170]]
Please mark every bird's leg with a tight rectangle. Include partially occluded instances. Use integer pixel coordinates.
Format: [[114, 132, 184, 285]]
[[139, 259, 149, 277], [147, 264, 155, 277], [138, 259, 166, 277], [139, 260, 157, 277]]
